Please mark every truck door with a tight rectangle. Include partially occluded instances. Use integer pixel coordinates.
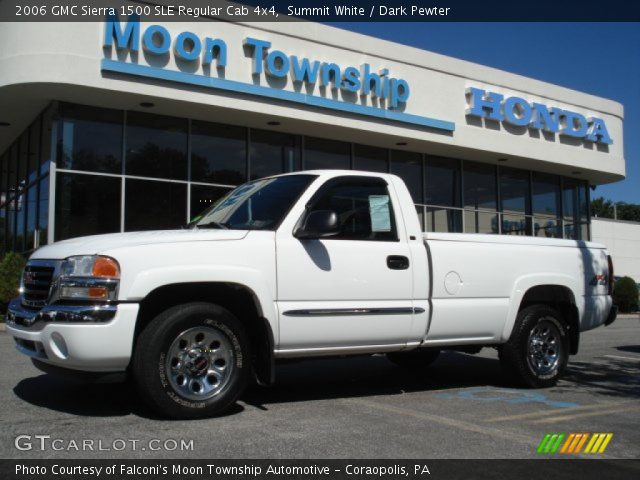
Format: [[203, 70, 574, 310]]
[[275, 176, 415, 351]]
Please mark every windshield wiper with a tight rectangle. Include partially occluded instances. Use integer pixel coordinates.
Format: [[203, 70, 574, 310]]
[[195, 221, 229, 230]]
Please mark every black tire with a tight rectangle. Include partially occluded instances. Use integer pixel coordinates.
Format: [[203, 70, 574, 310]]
[[499, 305, 569, 388], [387, 349, 440, 369], [132, 302, 251, 419]]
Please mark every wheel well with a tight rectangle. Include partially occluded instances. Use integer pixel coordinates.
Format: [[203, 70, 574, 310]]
[[519, 285, 580, 355], [133, 282, 274, 385]]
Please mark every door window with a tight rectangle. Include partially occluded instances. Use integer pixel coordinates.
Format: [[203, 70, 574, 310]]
[[307, 178, 398, 241]]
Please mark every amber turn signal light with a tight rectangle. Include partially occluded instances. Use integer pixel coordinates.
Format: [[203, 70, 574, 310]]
[[87, 286, 109, 299], [92, 257, 120, 278]]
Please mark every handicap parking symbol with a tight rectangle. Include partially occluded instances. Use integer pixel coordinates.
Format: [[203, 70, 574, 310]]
[[436, 387, 578, 408]]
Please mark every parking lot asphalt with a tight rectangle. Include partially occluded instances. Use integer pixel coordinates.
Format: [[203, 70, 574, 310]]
[[1, 316, 639, 459]]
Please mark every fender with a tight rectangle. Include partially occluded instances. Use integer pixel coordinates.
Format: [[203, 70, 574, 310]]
[[124, 265, 279, 345], [501, 273, 581, 342]]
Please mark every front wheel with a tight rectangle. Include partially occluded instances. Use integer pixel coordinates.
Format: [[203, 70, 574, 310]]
[[499, 305, 569, 388], [132, 302, 251, 419]]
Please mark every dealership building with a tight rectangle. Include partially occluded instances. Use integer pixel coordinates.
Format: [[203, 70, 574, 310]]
[[0, 15, 627, 256]]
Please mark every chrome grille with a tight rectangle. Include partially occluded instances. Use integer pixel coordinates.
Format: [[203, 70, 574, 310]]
[[21, 261, 57, 308]]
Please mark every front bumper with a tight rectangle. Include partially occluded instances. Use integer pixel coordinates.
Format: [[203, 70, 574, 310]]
[[6, 298, 139, 372]]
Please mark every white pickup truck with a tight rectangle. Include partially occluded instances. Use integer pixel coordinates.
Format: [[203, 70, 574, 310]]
[[6, 170, 617, 418]]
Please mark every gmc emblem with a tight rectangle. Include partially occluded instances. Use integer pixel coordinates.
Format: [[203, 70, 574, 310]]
[[23, 271, 36, 284]]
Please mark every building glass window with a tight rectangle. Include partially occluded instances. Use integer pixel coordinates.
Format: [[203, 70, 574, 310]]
[[0, 152, 6, 205], [462, 162, 498, 234], [500, 167, 532, 236], [0, 153, 5, 254], [426, 157, 461, 208], [126, 111, 187, 180], [125, 179, 186, 231], [353, 144, 388, 173], [4, 144, 18, 251], [8, 143, 18, 199], [562, 178, 579, 240], [425, 156, 462, 233], [579, 182, 590, 240], [40, 104, 55, 176], [6, 196, 15, 252], [28, 118, 40, 183], [25, 185, 37, 251], [0, 100, 601, 250], [304, 137, 351, 170], [55, 172, 121, 241], [534, 216, 561, 238], [425, 207, 462, 233], [18, 132, 28, 189], [191, 121, 246, 185], [532, 172, 561, 238], [533, 173, 560, 216], [0, 207, 4, 255], [190, 184, 233, 223], [464, 162, 497, 211], [4, 157, 8, 204], [15, 191, 26, 251], [391, 150, 423, 203], [15, 134, 29, 251], [249, 129, 300, 180], [38, 176, 49, 246], [391, 150, 423, 228], [58, 103, 123, 174], [464, 210, 499, 235]]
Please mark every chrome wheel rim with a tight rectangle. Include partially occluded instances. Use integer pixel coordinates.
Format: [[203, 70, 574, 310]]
[[527, 319, 562, 377], [165, 325, 234, 401]]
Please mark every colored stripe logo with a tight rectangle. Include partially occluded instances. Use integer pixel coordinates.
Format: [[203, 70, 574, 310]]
[[537, 433, 613, 454]]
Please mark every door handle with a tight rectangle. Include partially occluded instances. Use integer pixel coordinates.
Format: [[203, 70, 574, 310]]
[[387, 255, 409, 270]]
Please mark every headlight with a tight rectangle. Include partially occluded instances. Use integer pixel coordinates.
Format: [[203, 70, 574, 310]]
[[61, 255, 120, 278], [56, 255, 120, 302]]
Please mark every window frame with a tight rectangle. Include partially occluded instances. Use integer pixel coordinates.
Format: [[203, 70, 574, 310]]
[[299, 175, 400, 242], [54, 170, 122, 241]]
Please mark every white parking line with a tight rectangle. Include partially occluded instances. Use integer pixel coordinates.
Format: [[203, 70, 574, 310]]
[[604, 354, 640, 362], [344, 397, 534, 445], [487, 400, 632, 422], [533, 405, 640, 424]]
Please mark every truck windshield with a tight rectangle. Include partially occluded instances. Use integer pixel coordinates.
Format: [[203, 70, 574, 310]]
[[191, 174, 316, 231]]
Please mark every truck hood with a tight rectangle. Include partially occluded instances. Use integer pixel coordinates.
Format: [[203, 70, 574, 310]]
[[30, 229, 249, 260]]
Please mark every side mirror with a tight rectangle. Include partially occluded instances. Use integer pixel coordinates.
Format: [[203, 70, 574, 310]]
[[294, 210, 340, 240]]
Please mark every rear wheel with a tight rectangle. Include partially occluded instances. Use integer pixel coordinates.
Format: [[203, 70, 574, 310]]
[[132, 302, 250, 419], [500, 305, 568, 388], [387, 349, 440, 369]]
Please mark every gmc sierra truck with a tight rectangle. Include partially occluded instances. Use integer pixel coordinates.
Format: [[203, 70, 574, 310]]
[[6, 170, 617, 418]]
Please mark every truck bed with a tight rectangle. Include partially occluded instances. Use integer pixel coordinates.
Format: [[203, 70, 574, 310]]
[[421, 230, 611, 346]]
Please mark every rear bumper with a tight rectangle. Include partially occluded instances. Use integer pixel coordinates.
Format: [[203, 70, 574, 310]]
[[6, 299, 139, 372], [605, 304, 618, 326]]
